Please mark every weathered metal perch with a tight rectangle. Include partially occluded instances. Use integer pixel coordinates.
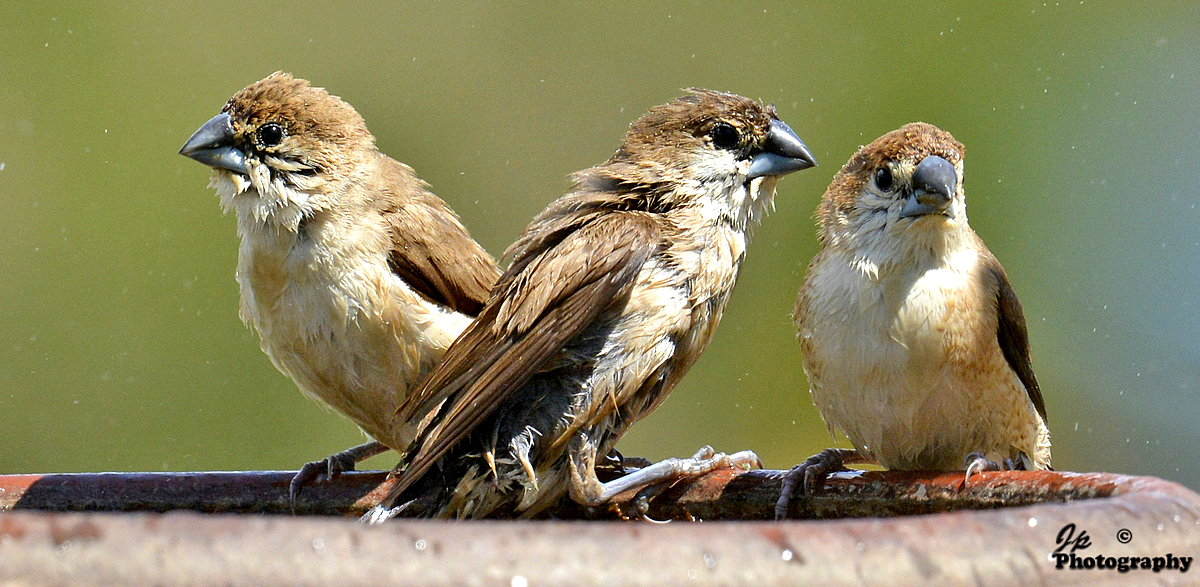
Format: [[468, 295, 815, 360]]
[[0, 467, 1147, 519], [0, 468, 1195, 583], [1, 468, 1197, 585]]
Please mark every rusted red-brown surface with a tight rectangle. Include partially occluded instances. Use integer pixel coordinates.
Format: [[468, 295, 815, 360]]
[[1, 469, 1197, 585], [0, 468, 1158, 519]]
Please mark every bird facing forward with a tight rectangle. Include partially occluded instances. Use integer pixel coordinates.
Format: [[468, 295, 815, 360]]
[[777, 122, 1051, 518], [367, 89, 816, 520], [179, 73, 500, 494]]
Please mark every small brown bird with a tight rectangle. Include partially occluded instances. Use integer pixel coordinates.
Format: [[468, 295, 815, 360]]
[[178, 73, 500, 496], [365, 89, 816, 520], [777, 123, 1050, 518]]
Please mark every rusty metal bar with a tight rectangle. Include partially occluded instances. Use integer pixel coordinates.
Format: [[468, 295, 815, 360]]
[[0, 470, 392, 517], [0, 468, 1191, 521], [0, 471, 1197, 586]]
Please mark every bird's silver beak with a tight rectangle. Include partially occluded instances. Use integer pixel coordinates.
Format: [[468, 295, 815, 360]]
[[179, 112, 249, 175], [900, 155, 957, 218], [746, 118, 817, 179]]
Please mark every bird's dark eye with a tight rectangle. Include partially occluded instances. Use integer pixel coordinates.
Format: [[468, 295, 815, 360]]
[[257, 123, 285, 148], [874, 167, 894, 191], [709, 122, 740, 150]]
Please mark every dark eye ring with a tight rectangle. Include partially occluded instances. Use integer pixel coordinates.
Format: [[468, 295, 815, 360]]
[[257, 123, 285, 148], [709, 122, 740, 150], [874, 167, 894, 191]]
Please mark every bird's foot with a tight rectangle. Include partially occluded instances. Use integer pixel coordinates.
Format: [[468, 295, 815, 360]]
[[963, 452, 1022, 483], [594, 445, 762, 513], [775, 447, 859, 520], [289, 440, 390, 506]]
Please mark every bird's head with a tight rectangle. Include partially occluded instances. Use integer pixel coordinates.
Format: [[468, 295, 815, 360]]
[[180, 72, 375, 229], [816, 122, 968, 262], [592, 89, 815, 226]]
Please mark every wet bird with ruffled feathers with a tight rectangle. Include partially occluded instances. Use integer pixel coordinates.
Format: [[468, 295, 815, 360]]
[[367, 89, 817, 520]]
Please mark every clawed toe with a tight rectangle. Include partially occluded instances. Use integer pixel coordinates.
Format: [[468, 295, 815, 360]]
[[963, 451, 1002, 482], [290, 455, 351, 504], [289, 441, 390, 506], [775, 448, 857, 520], [962, 452, 1026, 483], [591, 446, 762, 512]]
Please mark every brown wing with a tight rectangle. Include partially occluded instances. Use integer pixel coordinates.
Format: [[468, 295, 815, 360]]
[[984, 258, 1047, 422], [377, 157, 500, 315], [388, 210, 660, 499], [386, 198, 500, 315]]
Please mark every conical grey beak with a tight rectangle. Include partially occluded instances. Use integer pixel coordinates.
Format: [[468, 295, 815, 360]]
[[900, 155, 957, 218], [746, 118, 817, 179], [179, 113, 249, 175]]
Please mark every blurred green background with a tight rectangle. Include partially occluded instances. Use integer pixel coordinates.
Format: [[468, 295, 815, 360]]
[[2, 2, 1197, 492]]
